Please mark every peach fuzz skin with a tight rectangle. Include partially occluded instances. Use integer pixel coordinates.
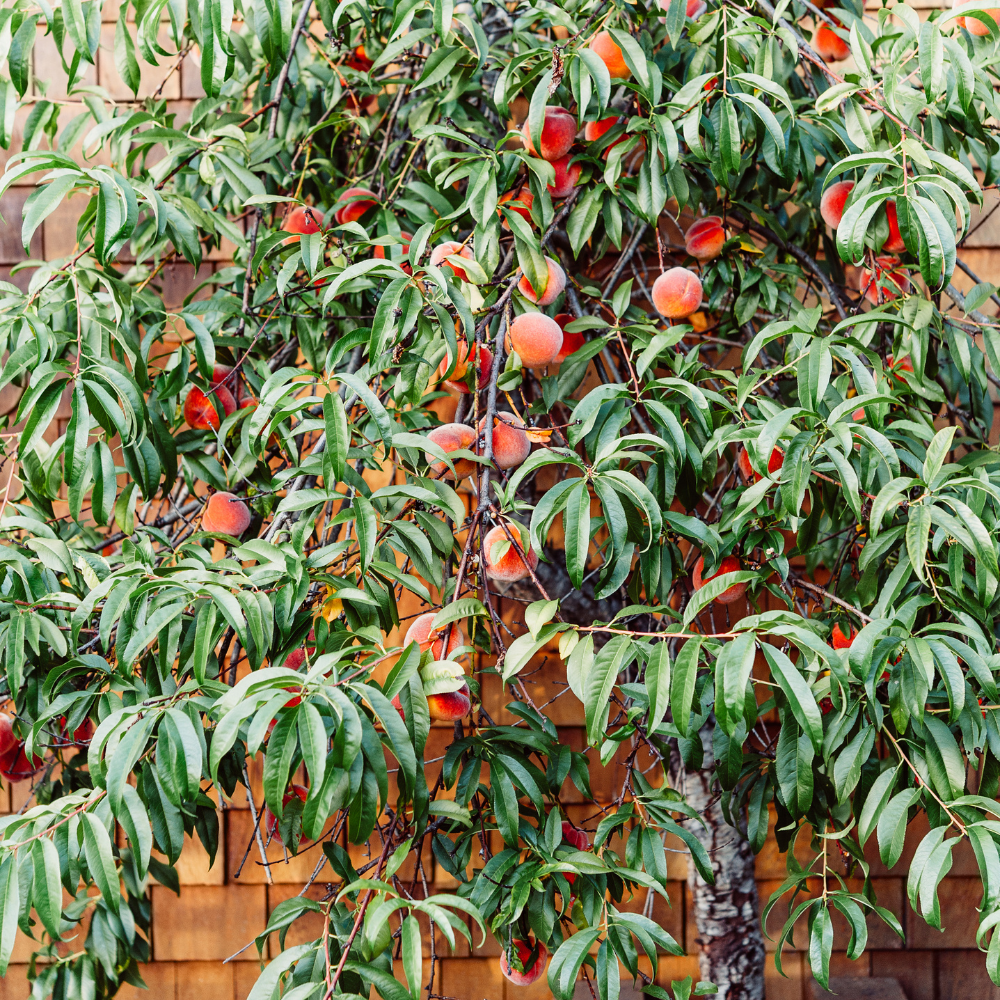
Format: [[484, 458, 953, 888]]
[[814, 21, 850, 60], [553, 313, 585, 362], [830, 623, 856, 649], [589, 31, 630, 79], [392, 682, 472, 723], [429, 241, 475, 280], [692, 555, 746, 604], [521, 107, 576, 162], [483, 525, 538, 583], [500, 940, 549, 986], [281, 206, 323, 245], [438, 341, 493, 394], [499, 188, 534, 228], [479, 411, 531, 469], [548, 155, 581, 199], [184, 381, 236, 431], [334, 187, 376, 225], [516, 256, 566, 307], [651, 267, 703, 320], [820, 180, 854, 229], [737, 446, 783, 483], [507, 313, 564, 368], [860, 257, 909, 304], [685, 216, 726, 262], [404, 612, 465, 660], [201, 492, 252, 536], [425, 423, 477, 480]]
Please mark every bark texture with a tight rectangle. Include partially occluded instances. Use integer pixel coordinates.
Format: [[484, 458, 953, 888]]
[[681, 724, 766, 1000]]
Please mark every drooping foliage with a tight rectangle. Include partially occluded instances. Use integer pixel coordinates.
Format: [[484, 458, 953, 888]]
[[2, 0, 1000, 995]]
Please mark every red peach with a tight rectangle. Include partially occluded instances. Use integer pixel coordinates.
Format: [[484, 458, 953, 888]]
[[212, 364, 245, 405], [425, 423, 478, 480], [281, 206, 323, 245], [521, 107, 577, 162], [430, 241, 475, 281], [427, 683, 472, 721], [830, 624, 856, 649], [884, 201, 905, 253], [346, 44, 373, 71], [201, 492, 252, 537], [815, 20, 850, 60], [404, 612, 465, 659], [886, 354, 914, 380], [553, 313, 585, 362], [507, 313, 564, 367], [57, 716, 94, 746], [687, 0, 707, 14], [499, 187, 534, 228], [438, 341, 493, 394], [589, 31, 630, 79], [517, 256, 566, 307], [819, 180, 855, 229], [692, 555, 746, 604], [860, 257, 909, 304], [483, 525, 538, 583], [685, 216, 726, 262], [374, 231, 413, 273], [500, 939, 549, 986], [334, 187, 377, 225], [737, 446, 783, 483], [0, 715, 15, 759], [264, 784, 308, 845], [584, 116, 618, 144], [184, 382, 237, 430], [651, 267, 703, 319], [547, 155, 581, 199], [562, 821, 589, 850], [0, 742, 43, 782], [479, 411, 531, 470]]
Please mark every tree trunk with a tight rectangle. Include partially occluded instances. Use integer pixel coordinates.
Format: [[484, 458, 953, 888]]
[[680, 723, 766, 1000]]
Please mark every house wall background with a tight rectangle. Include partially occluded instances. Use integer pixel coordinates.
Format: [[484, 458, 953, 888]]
[[2, 3, 1000, 999]]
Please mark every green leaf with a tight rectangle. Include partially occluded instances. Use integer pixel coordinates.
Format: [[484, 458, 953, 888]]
[[82, 813, 120, 913], [670, 637, 701, 737], [644, 642, 671, 732], [0, 854, 19, 975], [31, 838, 63, 940], [762, 645, 824, 751]]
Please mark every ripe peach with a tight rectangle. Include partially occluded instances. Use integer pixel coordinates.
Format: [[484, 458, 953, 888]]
[[500, 939, 549, 986], [553, 314, 585, 362], [589, 31, 630, 79], [404, 612, 465, 659], [814, 20, 850, 60], [692, 555, 746, 604], [430, 241, 475, 280], [438, 341, 493, 394], [425, 423, 478, 480], [884, 201, 905, 253], [685, 216, 726, 262], [737, 446, 783, 483], [562, 821, 589, 850], [521, 107, 577, 162], [819, 180, 855, 229], [956, 0, 1000, 33], [860, 257, 909, 304], [886, 354, 914, 381], [201, 491, 252, 537], [687, 0, 707, 15], [584, 116, 618, 144], [651, 267, 703, 320], [427, 683, 472, 721], [346, 45, 373, 71], [56, 716, 94, 746], [830, 623, 856, 649], [0, 742, 42, 782], [281, 206, 323, 245], [479, 411, 531, 470], [374, 231, 413, 273], [483, 524, 538, 582], [507, 312, 564, 367], [516, 256, 566, 307], [0, 715, 15, 758], [547, 156, 581, 199], [184, 381, 237, 430], [499, 188, 534, 228], [264, 784, 308, 845], [212, 364, 245, 404], [334, 187, 377, 225]]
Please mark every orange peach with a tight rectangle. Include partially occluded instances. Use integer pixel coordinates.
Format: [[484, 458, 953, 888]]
[[334, 187, 377, 225], [819, 179, 854, 229], [884, 201, 905, 253], [499, 188, 534, 228], [860, 257, 909, 303], [425, 423, 478, 480], [553, 313, 585, 362], [430, 241, 475, 280], [374, 231, 413, 273], [264, 784, 308, 845], [517, 256, 566, 307], [521, 107, 577, 162], [404, 612, 465, 659], [651, 267, 703, 319], [547, 155, 581, 199], [346, 44, 373, 71], [685, 216, 726, 262], [692, 555, 746, 604], [479, 411, 531, 469], [687, 0, 707, 14], [814, 20, 850, 60], [956, 0, 1000, 33], [830, 623, 856, 649], [737, 446, 783, 483], [427, 683, 472, 721], [281, 205, 323, 245], [589, 31, 630, 79], [886, 354, 914, 381], [584, 116, 618, 144], [202, 492, 252, 536], [501, 939, 549, 986], [438, 341, 493, 394], [483, 524, 538, 582], [507, 312, 564, 367], [184, 381, 237, 430]]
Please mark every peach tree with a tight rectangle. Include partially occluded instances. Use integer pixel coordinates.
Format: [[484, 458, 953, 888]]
[[0, 0, 999, 997]]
